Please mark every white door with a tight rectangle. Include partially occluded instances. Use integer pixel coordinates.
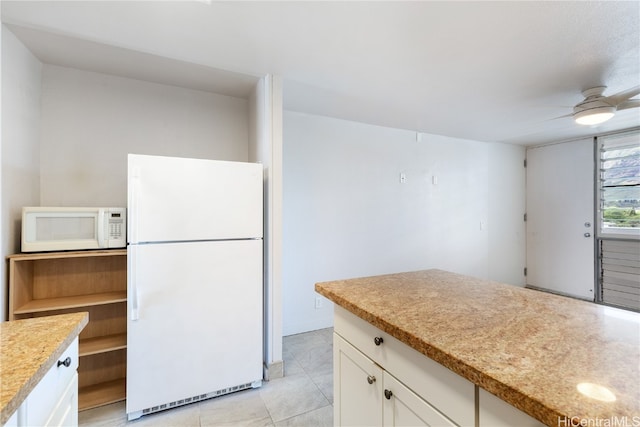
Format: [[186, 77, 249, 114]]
[[128, 154, 263, 243], [126, 239, 263, 416], [526, 139, 594, 299]]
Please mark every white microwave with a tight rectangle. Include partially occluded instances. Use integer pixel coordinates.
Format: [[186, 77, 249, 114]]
[[22, 207, 126, 252]]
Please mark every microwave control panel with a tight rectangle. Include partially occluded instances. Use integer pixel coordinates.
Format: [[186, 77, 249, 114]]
[[106, 208, 127, 247]]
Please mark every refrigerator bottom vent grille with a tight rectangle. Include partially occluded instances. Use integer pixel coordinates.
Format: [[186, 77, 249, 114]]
[[141, 382, 256, 416]]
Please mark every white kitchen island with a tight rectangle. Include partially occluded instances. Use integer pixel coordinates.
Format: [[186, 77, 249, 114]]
[[315, 269, 640, 427], [1, 313, 88, 426]]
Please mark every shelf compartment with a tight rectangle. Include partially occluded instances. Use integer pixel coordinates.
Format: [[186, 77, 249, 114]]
[[13, 291, 127, 315], [8, 250, 128, 412], [79, 378, 126, 411], [80, 333, 127, 357]]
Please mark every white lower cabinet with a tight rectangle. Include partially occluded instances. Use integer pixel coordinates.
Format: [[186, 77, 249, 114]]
[[13, 338, 79, 427], [335, 334, 383, 426], [478, 388, 545, 427], [335, 334, 458, 427], [334, 306, 474, 426], [333, 306, 549, 427]]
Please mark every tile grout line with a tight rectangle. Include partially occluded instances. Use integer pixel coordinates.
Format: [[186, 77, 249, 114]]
[[274, 403, 334, 426]]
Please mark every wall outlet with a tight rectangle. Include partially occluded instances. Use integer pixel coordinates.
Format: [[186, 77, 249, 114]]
[[315, 297, 323, 309]]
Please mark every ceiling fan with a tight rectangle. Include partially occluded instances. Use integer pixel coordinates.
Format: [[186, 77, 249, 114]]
[[571, 85, 640, 125]]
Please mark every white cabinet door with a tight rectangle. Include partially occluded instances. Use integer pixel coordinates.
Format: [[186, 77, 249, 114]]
[[13, 339, 79, 427], [22, 338, 78, 427], [382, 373, 456, 427], [526, 138, 595, 299], [4, 409, 18, 427], [334, 334, 383, 427], [44, 373, 78, 427]]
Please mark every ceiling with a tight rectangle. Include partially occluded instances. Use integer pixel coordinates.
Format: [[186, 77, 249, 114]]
[[2, 1, 639, 146]]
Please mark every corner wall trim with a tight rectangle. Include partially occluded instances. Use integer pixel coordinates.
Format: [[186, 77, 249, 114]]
[[263, 360, 284, 381]]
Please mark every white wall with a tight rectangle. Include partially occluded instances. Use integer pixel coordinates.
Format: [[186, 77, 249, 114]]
[[1, 26, 42, 322], [282, 112, 525, 335], [39, 65, 249, 207]]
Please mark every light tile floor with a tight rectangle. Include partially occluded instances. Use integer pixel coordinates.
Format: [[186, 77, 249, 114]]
[[79, 328, 334, 427]]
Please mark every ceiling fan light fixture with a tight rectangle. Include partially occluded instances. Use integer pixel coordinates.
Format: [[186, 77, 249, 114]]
[[573, 106, 616, 125]]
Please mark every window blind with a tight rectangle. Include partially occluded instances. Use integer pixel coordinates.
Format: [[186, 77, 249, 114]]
[[598, 131, 640, 311], [600, 239, 640, 311]]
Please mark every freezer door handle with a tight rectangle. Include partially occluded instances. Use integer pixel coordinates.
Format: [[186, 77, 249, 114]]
[[129, 164, 140, 244], [129, 247, 140, 321]]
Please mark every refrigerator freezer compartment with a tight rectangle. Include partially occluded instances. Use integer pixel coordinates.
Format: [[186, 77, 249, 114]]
[[128, 154, 263, 244]]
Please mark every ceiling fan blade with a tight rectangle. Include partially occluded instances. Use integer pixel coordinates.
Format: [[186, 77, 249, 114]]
[[548, 113, 573, 121], [606, 85, 640, 105], [617, 99, 640, 111]]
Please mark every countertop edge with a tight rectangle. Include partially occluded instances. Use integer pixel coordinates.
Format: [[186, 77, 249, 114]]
[[315, 283, 561, 426], [0, 313, 89, 425]]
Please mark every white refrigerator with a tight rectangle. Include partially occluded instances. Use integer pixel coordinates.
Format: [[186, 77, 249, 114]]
[[126, 154, 263, 420]]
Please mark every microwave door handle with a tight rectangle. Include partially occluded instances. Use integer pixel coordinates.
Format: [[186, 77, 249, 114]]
[[97, 209, 106, 248]]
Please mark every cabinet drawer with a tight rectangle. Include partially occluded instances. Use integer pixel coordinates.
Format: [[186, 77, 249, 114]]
[[334, 306, 475, 426], [334, 306, 394, 367], [23, 338, 79, 427]]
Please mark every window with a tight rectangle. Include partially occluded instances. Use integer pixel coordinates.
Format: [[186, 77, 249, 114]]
[[597, 130, 640, 312], [598, 132, 640, 237]]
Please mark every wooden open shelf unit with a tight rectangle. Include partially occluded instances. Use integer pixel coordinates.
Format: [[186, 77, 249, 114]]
[[8, 249, 128, 411]]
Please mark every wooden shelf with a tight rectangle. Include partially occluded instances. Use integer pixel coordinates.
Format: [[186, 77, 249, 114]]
[[9, 250, 128, 410], [13, 291, 127, 315], [80, 333, 127, 357], [9, 249, 127, 261], [79, 378, 126, 411]]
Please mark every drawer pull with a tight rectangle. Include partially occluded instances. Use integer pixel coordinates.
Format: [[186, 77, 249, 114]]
[[384, 389, 393, 400], [57, 357, 72, 368], [367, 375, 376, 384], [374, 336, 384, 346]]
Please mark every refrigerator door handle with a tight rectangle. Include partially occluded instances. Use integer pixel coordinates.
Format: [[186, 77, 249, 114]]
[[129, 247, 140, 321]]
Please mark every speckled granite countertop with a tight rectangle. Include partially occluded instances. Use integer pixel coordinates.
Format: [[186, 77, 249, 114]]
[[315, 269, 640, 426], [0, 312, 88, 424]]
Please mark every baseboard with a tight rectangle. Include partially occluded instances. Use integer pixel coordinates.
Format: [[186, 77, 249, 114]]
[[263, 360, 284, 381], [525, 284, 593, 302]]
